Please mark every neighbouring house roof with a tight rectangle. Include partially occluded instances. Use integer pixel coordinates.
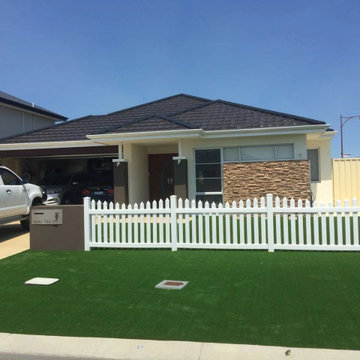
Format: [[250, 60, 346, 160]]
[[0, 93, 329, 144], [0, 90, 67, 121]]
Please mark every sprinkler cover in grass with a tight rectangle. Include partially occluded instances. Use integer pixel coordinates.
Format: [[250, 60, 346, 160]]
[[25, 277, 59, 286], [155, 280, 188, 290]]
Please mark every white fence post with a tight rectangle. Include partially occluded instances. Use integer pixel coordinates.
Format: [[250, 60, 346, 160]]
[[84, 197, 91, 251], [267, 194, 274, 252], [170, 195, 178, 251]]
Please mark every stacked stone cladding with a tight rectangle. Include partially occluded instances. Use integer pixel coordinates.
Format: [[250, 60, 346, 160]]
[[223, 160, 310, 202]]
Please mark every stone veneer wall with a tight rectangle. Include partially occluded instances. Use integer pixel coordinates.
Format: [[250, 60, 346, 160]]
[[223, 160, 310, 202]]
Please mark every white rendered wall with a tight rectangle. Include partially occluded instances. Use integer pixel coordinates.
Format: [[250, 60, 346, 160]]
[[307, 137, 333, 204], [181, 134, 308, 201], [126, 143, 149, 204]]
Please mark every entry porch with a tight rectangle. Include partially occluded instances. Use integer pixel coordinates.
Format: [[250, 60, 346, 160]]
[[112, 140, 188, 205]]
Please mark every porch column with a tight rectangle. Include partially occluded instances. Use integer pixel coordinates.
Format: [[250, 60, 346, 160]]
[[113, 161, 129, 205], [173, 158, 188, 200], [113, 144, 128, 204]]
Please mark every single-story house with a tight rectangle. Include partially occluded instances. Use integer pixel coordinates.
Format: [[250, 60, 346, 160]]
[[0, 94, 334, 204], [0, 90, 67, 139]]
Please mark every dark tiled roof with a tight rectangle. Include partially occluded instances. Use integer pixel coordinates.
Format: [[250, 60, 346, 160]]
[[0, 94, 208, 143], [173, 100, 325, 130], [114, 115, 194, 133], [107, 99, 326, 134], [0, 90, 67, 121], [0, 94, 328, 144]]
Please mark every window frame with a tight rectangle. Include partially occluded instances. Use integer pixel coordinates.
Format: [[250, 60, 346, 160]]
[[194, 147, 223, 203], [223, 144, 295, 163], [307, 148, 320, 183]]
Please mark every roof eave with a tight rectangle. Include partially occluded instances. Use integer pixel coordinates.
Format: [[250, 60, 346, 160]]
[[202, 124, 331, 138], [87, 129, 204, 144], [87, 124, 330, 144], [0, 97, 67, 121], [0, 140, 96, 150]]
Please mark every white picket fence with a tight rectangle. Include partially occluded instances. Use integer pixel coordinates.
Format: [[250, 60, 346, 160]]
[[83, 194, 360, 251]]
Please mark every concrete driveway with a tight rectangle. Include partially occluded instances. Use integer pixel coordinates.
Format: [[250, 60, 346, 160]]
[[0, 221, 29, 260]]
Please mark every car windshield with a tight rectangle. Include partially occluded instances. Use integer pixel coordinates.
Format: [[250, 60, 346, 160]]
[[39, 174, 71, 186]]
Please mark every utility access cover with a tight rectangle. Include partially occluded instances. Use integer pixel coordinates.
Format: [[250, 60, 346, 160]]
[[155, 280, 188, 290], [25, 277, 59, 286]]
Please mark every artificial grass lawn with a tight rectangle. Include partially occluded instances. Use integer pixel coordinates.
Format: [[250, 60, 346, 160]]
[[1, 250, 360, 349]]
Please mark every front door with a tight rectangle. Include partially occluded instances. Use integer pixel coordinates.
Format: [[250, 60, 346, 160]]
[[148, 154, 176, 202]]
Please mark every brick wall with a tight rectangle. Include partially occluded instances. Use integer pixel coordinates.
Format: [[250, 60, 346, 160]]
[[223, 160, 310, 202]]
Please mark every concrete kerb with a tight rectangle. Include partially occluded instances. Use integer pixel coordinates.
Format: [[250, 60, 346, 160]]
[[1, 333, 360, 360]]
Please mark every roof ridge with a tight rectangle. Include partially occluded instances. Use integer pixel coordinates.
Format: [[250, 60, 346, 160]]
[[92, 113, 191, 135], [156, 115, 194, 129], [106, 93, 212, 116], [0, 115, 95, 143], [93, 101, 214, 135], [214, 99, 326, 125], [166, 100, 217, 118]]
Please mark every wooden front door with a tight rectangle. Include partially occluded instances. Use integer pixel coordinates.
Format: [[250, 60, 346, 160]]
[[149, 154, 176, 202]]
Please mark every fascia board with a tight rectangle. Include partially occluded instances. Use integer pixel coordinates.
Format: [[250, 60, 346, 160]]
[[87, 129, 204, 143], [202, 125, 330, 138], [0, 140, 97, 150], [88, 125, 329, 143]]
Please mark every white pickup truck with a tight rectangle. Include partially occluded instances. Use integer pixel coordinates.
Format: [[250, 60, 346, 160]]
[[0, 166, 46, 230]]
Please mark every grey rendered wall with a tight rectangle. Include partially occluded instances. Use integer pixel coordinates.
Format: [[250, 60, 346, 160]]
[[0, 104, 56, 139], [30, 205, 84, 251]]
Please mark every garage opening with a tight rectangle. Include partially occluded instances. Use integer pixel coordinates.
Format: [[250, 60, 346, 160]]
[[2, 156, 115, 205]]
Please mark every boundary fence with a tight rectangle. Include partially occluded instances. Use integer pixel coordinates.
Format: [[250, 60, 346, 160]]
[[84, 194, 360, 251]]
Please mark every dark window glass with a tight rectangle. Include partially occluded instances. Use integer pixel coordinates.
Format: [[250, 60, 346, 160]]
[[307, 149, 319, 182], [88, 176, 113, 186], [196, 194, 223, 204], [72, 173, 96, 183], [196, 178, 222, 192], [0, 169, 21, 186], [196, 164, 221, 178], [195, 149, 220, 164]]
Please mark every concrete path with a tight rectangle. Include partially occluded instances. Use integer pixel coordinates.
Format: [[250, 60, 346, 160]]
[[0, 332, 359, 360], [0, 221, 29, 260]]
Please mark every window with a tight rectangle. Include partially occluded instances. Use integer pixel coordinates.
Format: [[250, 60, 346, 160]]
[[223, 144, 294, 162], [277, 144, 294, 160], [195, 149, 222, 204], [307, 149, 319, 182], [241, 145, 275, 161], [0, 168, 21, 186], [223, 147, 239, 162]]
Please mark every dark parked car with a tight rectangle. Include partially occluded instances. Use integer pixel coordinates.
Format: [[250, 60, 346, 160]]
[[39, 172, 98, 205], [81, 172, 114, 203]]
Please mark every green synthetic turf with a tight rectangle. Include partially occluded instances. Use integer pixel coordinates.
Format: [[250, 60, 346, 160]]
[[0, 250, 360, 349]]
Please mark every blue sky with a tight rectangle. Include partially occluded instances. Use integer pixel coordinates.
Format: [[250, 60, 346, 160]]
[[0, 0, 359, 157]]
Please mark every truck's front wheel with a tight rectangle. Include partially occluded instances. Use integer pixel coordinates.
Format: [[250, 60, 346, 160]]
[[20, 218, 29, 231]]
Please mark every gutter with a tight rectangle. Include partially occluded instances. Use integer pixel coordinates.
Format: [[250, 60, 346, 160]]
[[0, 140, 98, 150], [0, 97, 67, 121], [87, 124, 330, 144]]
